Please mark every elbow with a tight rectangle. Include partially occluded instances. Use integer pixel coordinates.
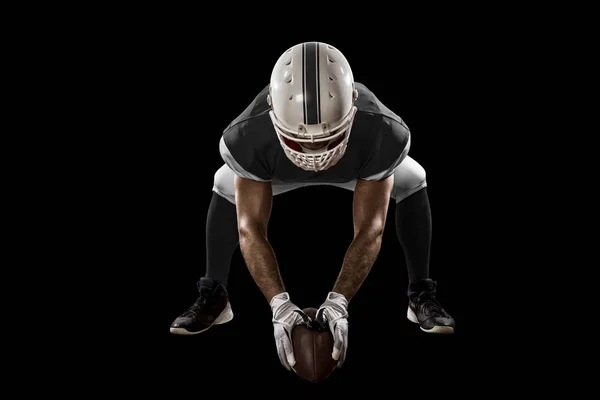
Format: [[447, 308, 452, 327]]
[[354, 224, 385, 244], [238, 221, 267, 242]]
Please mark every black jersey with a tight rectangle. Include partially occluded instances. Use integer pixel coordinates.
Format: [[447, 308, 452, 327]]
[[219, 82, 411, 183]]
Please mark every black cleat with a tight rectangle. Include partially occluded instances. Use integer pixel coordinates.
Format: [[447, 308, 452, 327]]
[[407, 279, 455, 334], [170, 277, 233, 335]]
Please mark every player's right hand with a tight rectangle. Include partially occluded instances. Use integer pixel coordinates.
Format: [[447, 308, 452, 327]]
[[270, 292, 305, 371]]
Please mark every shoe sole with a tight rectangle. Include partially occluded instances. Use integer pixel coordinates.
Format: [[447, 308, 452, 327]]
[[170, 301, 234, 335], [407, 307, 454, 334]]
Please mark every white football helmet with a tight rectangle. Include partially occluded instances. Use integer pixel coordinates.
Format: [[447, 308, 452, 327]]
[[267, 42, 358, 171]]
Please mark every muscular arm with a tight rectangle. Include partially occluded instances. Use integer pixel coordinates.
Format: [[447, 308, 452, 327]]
[[234, 175, 285, 304], [332, 175, 394, 302]]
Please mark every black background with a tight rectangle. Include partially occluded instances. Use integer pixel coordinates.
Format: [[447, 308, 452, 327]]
[[106, 20, 517, 393]]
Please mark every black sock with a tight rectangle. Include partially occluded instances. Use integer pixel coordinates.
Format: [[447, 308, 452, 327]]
[[204, 192, 239, 286], [395, 188, 432, 283]]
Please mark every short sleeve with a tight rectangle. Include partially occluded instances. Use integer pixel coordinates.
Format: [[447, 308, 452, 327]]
[[359, 118, 411, 181], [219, 136, 271, 182]]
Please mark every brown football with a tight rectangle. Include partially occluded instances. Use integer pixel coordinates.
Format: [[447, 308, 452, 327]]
[[291, 307, 337, 383]]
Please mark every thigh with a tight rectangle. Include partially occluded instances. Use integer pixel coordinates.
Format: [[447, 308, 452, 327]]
[[314, 156, 427, 202], [308, 180, 357, 192], [391, 156, 427, 202], [213, 164, 309, 204], [212, 164, 238, 204]]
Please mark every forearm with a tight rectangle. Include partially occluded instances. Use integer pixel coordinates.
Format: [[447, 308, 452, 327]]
[[332, 231, 383, 302], [239, 230, 285, 303]]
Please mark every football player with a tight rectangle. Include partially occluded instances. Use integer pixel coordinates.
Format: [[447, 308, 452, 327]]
[[170, 42, 455, 371]]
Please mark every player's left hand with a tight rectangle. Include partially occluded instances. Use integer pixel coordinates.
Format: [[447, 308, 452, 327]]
[[316, 292, 349, 368]]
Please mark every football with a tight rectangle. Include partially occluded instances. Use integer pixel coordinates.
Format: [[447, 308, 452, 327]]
[[291, 307, 337, 382]]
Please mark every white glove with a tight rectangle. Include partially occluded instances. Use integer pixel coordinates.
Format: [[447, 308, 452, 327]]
[[316, 292, 349, 367], [270, 292, 306, 371]]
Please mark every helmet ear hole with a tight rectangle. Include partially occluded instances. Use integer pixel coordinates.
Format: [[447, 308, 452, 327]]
[[352, 89, 358, 102], [267, 94, 272, 106]]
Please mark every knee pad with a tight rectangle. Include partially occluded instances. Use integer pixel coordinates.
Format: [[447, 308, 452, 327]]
[[212, 164, 237, 204], [392, 157, 427, 202]]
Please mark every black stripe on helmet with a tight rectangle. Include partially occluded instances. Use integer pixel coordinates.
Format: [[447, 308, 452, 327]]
[[302, 42, 320, 125]]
